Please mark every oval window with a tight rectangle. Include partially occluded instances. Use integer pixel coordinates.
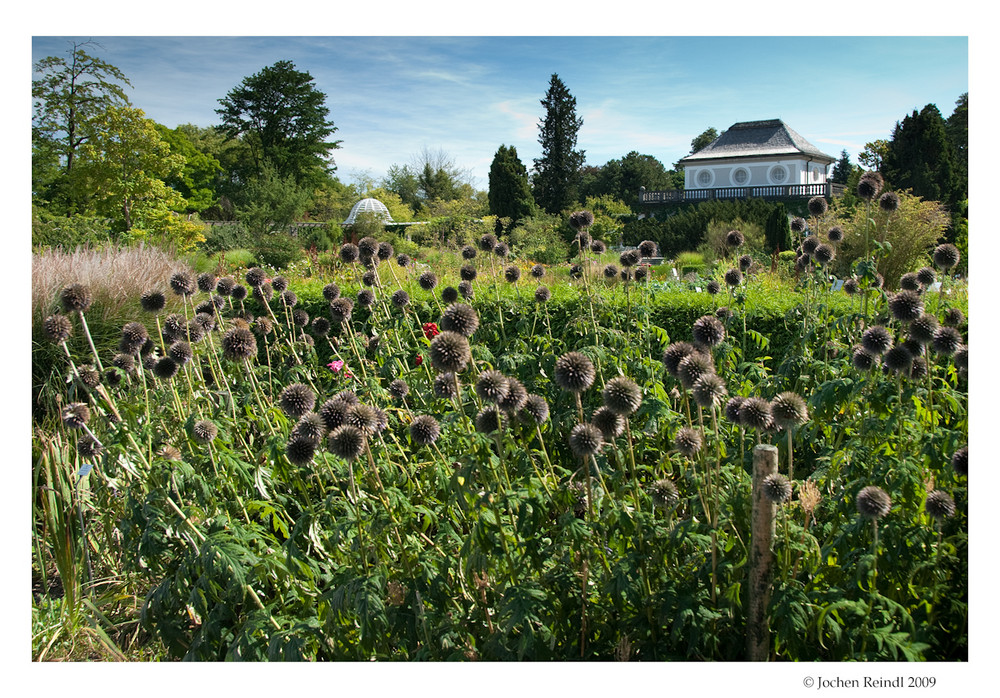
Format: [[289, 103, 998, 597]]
[[732, 167, 750, 185], [697, 169, 713, 187], [769, 165, 788, 184]]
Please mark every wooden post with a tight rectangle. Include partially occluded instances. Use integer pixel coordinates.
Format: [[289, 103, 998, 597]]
[[746, 443, 778, 661]]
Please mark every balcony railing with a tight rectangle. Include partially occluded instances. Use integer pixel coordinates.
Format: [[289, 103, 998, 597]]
[[640, 181, 845, 204]]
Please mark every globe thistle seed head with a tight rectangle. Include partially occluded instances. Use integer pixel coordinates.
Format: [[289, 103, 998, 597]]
[[276, 289, 297, 308], [285, 434, 316, 467], [554, 351, 596, 393], [924, 490, 956, 521], [724, 268, 743, 287], [345, 403, 381, 437], [591, 405, 625, 440], [252, 282, 273, 303], [475, 405, 504, 434], [77, 434, 104, 458], [504, 265, 521, 283], [395, 253, 411, 268], [590, 239, 607, 254], [321, 283, 341, 303], [952, 445, 967, 476], [339, 243, 359, 264], [649, 479, 679, 511], [476, 370, 510, 404], [441, 286, 459, 304], [569, 210, 594, 231], [357, 236, 379, 259], [194, 300, 216, 317], [142, 355, 158, 371], [375, 241, 394, 261], [534, 286, 551, 303], [493, 241, 510, 258], [813, 244, 835, 266], [478, 233, 498, 252], [771, 391, 808, 429], [243, 268, 265, 289], [327, 424, 367, 461], [857, 171, 884, 201], [933, 243, 960, 270], [899, 272, 920, 291], [852, 345, 877, 371], [724, 396, 745, 423], [60, 284, 93, 313], [620, 248, 642, 268], [183, 318, 206, 344], [42, 315, 73, 344], [639, 240, 659, 257], [706, 280, 721, 295], [249, 317, 273, 340], [762, 473, 793, 504], [409, 415, 441, 446], [603, 264, 619, 279], [693, 373, 728, 409], [856, 485, 891, 519], [356, 288, 376, 308], [169, 271, 196, 297], [461, 244, 477, 260], [153, 356, 180, 380], [827, 226, 844, 244], [112, 353, 135, 374], [861, 325, 893, 355], [429, 331, 471, 373], [932, 326, 962, 356], [140, 289, 167, 312], [62, 402, 91, 429], [192, 419, 218, 444], [692, 315, 726, 348], [497, 377, 528, 414], [739, 397, 773, 431], [916, 267, 936, 287], [677, 351, 715, 390], [418, 271, 438, 291], [909, 314, 939, 344], [716, 306, 732, 320], [329, 297, 354, 324], [801, 236, 820, 256], [569, 422, 604, 458], [954, 345, 968, 371], [458, 280, 474, 299], [878, 191, 900, 212], [457, 264, 477, 282], [360, 270, 378, 288], [290, 309, 309, 328], [221, 327, 257, 362], [521, 394, 550, 424], [387, 289, 410, 310], [569, 264, 583, 279], [807, 196, 828, 217], [78, 365, 101, 388], [318, 398, 350, 430], [843, 278, 859, 296], [197, 272, 217, 294], [280, 382, 316, 418], [790, 217, 807, 234], [168, 341, 193, 366], [230, 284, 248, 301], [888, 290, 924, 323], [943, 307, 965, 327], [388, 379, 410, 400], [662, 342, 696, 378], [433, 372, 458, 399], [908, 356, 928, 381], [291, 412, 326, 444], [215, 277, 236, 297], [161, 313, 186, 343], [603, 376, 642, 415], [440, 303, 479, 337], [634, 266, 648, 282], [674, 427, 703, 457]]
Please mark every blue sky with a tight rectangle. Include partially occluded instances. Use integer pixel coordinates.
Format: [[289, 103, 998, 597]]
[[30, 34, 968, 191]]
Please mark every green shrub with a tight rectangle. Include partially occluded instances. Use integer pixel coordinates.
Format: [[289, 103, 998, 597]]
[[699, 217, 765, 263], [200, 221, 254, 254], [674, 251, 705, 275], [509, 213, 571, 264], [32, 209, 115, 250], [251, 232, 304, 270]]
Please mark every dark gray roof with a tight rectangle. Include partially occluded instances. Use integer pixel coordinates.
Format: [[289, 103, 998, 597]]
[[679, 119, 835, 164]]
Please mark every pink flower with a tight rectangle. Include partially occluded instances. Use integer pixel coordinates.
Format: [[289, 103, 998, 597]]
[[327, 359, 345, 373]]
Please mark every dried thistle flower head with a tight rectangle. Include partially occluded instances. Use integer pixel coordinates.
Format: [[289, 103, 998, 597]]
[[798, 479, 821, 517], [924, 490, 956, 521], [476, 370, 510, 404], [693, 373, 727, 409], [856, 485, 891, 520], [591, 405, 625, 440], [43, 314, 73, 344], [677, 351, 715, 390], [933, 243, 960, 271], [440, 303, 479, 337], [662, 342, 696, 378], [878, 191, 900, 212], [140, 289, 167, 312], [418, 271, 438, 291], [857, 171, 883, 201], [888, 290, 924, 323], [409, 414, 442, 446], [169, 271, 196, 297], [569, 210, 594, 230], [192, 419, 218, 444], [475, 405, 504, 434], [433, 372, 458, 399], [62, 402, 91, 429], [861, 326, 893, 355], [60, 283, 93, 313], [291, 412, 327, 444], [603, 376, 642, 416], [674, 427, 702, 457], [770, 391, 808, 430], [569, 422, 604, 458], [280, 383, 316, 418], [739, 397, 773, 431], [521, 394, 550, 425], [328, 424, 365, 461], [429, 331, 472, 373], [807, 196, 828, 217], [692, 315, 725, 348], [554, 351, 595, 393], [221, 327, 257, 362], [762, 473, 792, 503], [649, 479, 679, 511], [497, 377, 528, 414]]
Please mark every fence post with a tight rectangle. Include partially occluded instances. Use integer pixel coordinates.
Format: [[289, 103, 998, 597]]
[[746, 443, 779, 661]]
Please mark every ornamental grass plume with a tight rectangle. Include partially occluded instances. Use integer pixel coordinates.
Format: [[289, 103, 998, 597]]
[[554, 351, 595, 394], [429, 331, 471, 373]]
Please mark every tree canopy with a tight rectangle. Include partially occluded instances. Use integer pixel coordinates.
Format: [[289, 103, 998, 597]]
[[215, 60, 340, 189], [488, 144, 535, 227]]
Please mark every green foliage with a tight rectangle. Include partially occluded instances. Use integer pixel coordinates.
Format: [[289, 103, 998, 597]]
[[251, 232, 305, 270], [508, 213, 571, 264], [532, 74, 585, 215], [235, 164, 311, 237], [764, 203, 791, 253], [488, 144, 535, 226], [154, 123, 223, 213], [883, 104, 960, 211], [581, 151, 674, 205], [200, 222, 255, 254], [700, 217, 765, 263], [33, 208, 114, 250]]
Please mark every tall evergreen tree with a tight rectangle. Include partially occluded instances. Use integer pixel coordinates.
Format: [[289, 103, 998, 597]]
[[764, 202, 791, 253], [946, 93, 968, 204], [488, 144, 535, 225], [532, 74, 585, 215], [882, 104, 957, 209], [831, 149, 853, 184]]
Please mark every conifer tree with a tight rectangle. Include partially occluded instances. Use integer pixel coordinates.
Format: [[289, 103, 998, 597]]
[[488, 144, 535, 226], [532, 74, 585, 215]]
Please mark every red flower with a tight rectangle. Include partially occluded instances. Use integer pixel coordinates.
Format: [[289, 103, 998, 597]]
[[415, 355, 423, 366], [422, 322, 440, 340]]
